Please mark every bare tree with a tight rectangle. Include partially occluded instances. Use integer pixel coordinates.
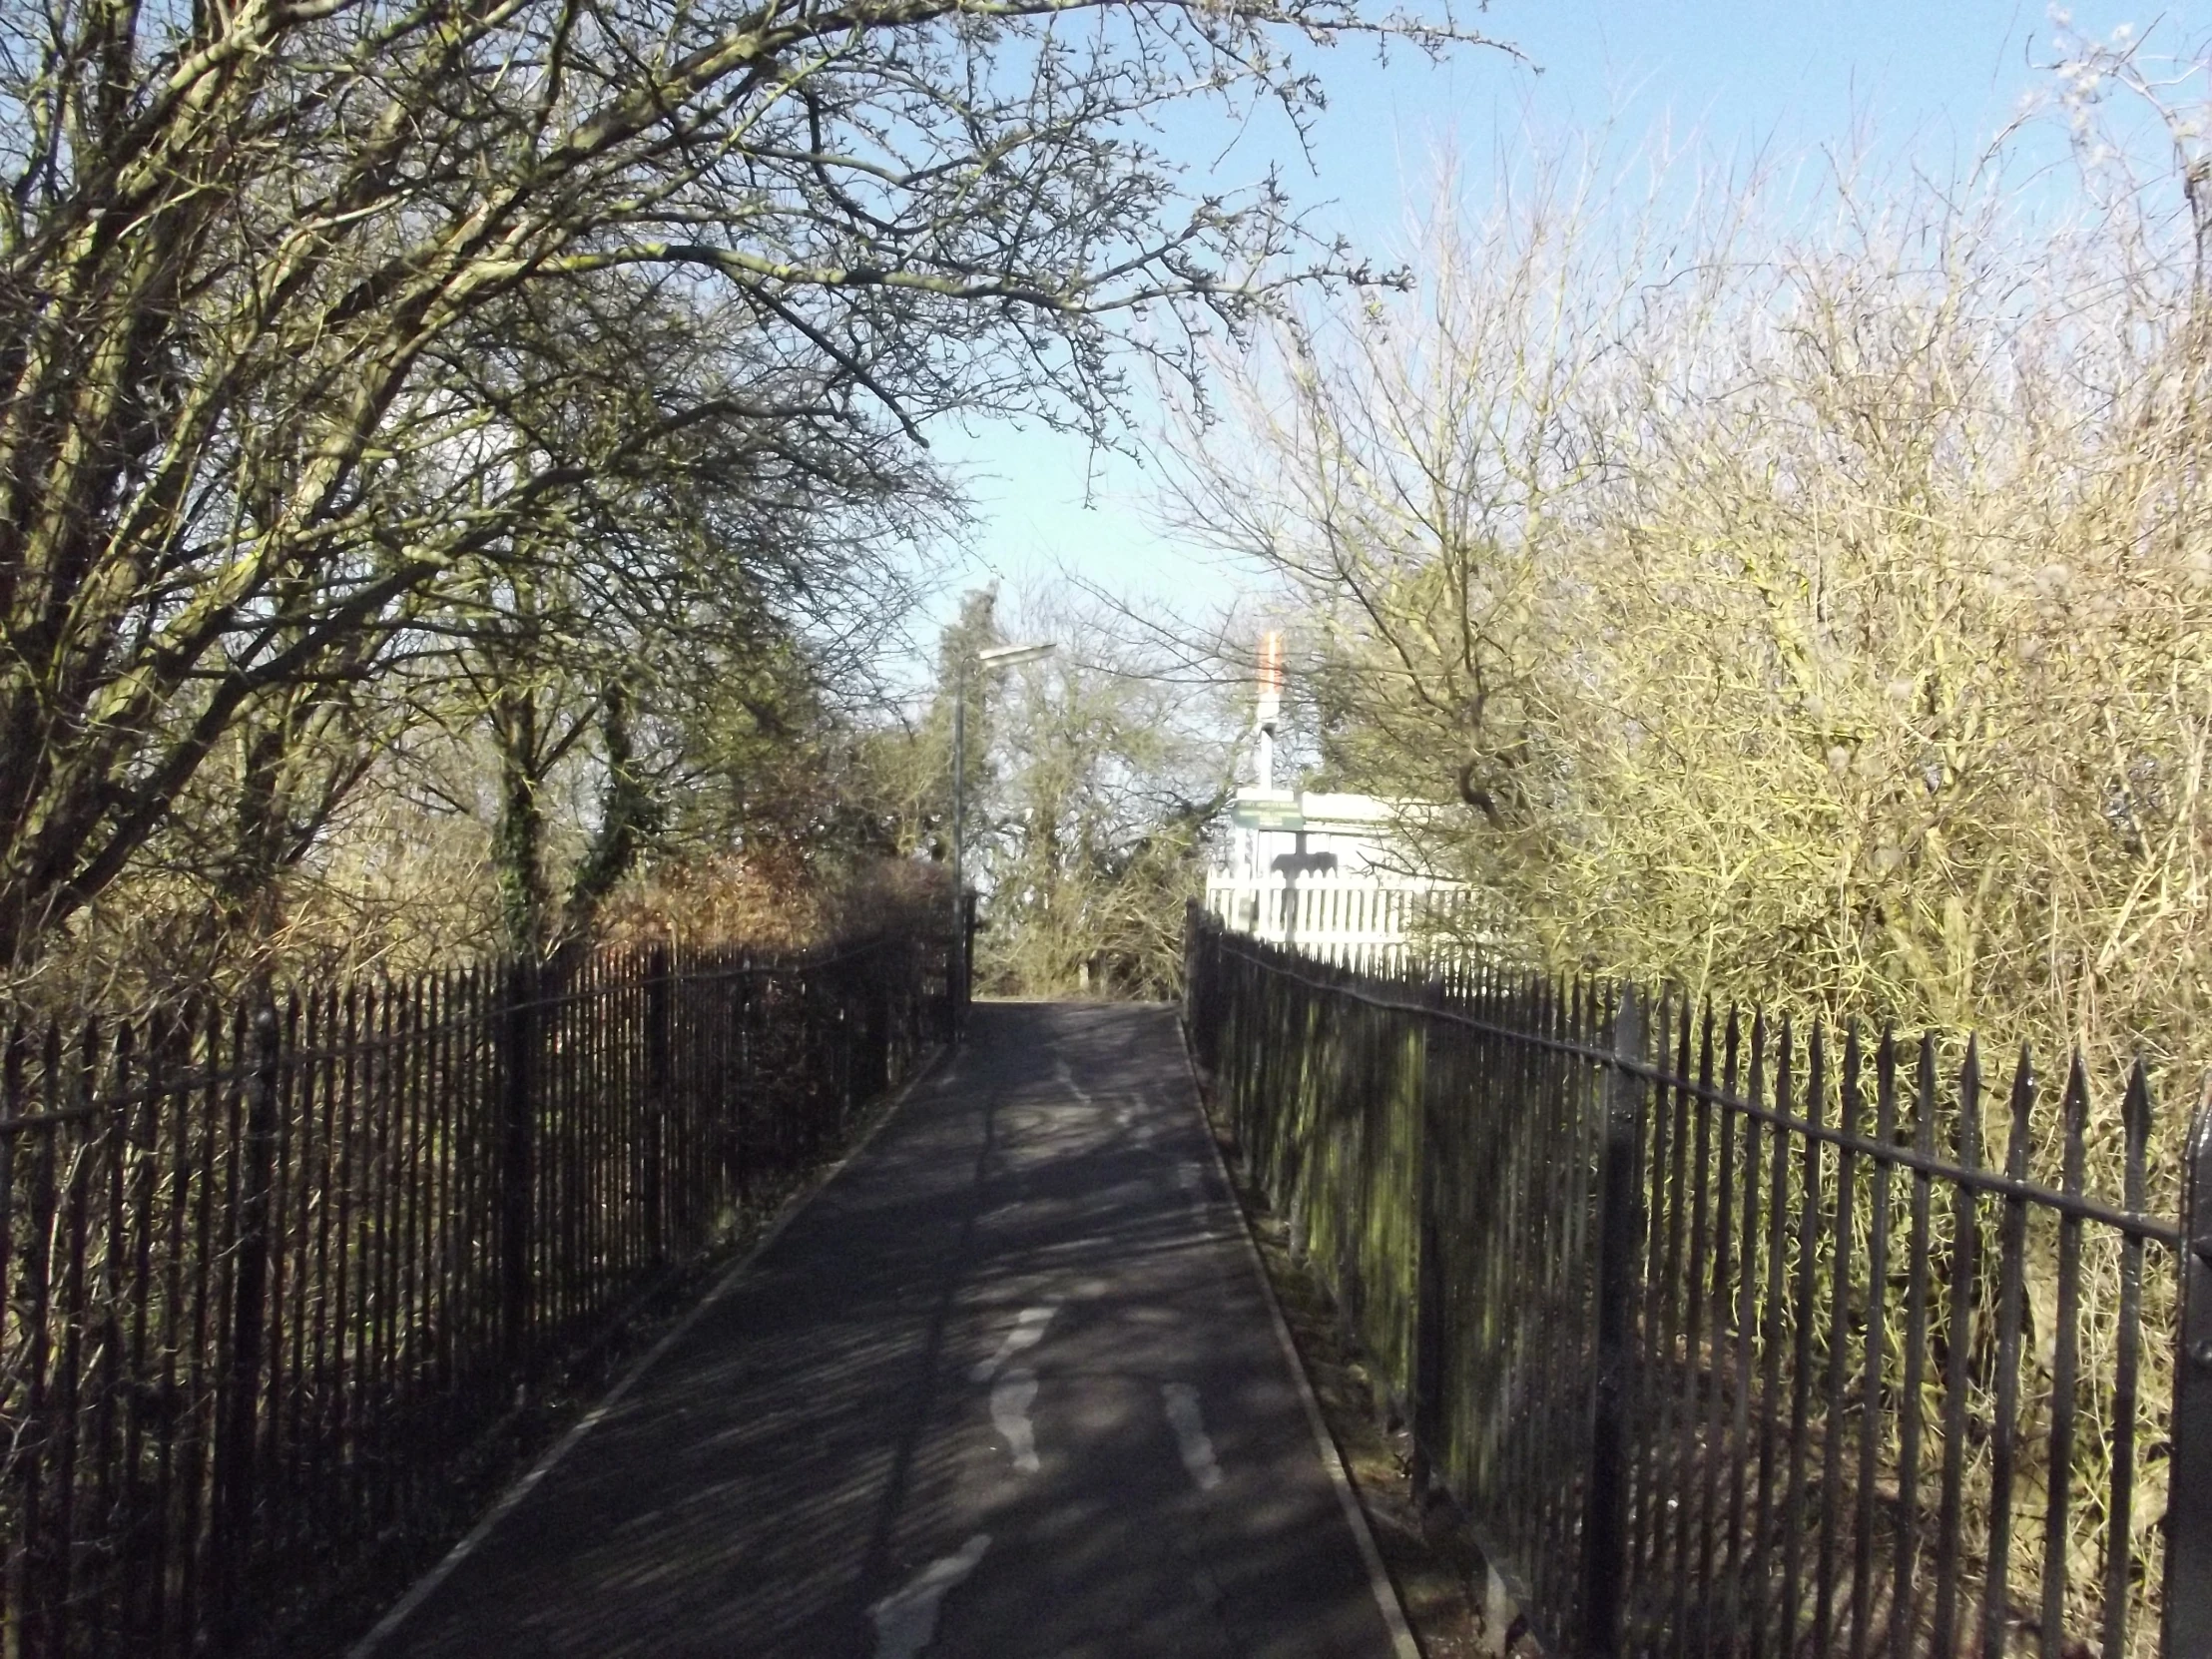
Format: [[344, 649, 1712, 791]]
[[0, 0, 1500, 965], [1177, 108, 2212, 1643]]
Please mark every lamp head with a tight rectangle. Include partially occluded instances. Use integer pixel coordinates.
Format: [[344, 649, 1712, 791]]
[[977, 642, 1056, 669]]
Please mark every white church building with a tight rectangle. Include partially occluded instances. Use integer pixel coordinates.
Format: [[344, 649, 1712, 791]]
[[1203, 635, 1479, 972]]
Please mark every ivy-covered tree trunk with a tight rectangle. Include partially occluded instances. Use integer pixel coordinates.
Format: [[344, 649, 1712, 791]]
[[563, 682, 660, 944], [492, 688, 550, 963], [202, 685, 375, 950]]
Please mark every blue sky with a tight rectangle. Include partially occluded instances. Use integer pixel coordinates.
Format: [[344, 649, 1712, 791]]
[[911, 0, 2208, 640]]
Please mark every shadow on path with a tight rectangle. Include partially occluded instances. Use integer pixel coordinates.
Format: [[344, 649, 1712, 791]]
[[374, 1004, 1401, 1659]]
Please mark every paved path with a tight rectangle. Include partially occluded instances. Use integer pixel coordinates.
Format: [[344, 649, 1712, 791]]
[[370, 1003, 1407, 1659]]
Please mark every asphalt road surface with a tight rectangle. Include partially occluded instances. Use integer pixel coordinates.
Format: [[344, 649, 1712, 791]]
[[368, 1002, 1408, 1659]]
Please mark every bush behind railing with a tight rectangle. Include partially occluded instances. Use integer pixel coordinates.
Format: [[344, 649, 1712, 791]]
[[1184, 904, 2192, 1659]]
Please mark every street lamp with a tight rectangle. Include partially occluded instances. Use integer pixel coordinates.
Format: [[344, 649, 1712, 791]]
[[950, 640, 1055, 1028]]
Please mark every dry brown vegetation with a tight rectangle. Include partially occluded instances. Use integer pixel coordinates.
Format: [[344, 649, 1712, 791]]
[[596, 850, 947, 956]]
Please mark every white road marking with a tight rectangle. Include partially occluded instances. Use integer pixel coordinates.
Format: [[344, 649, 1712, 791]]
[[970, 1304, 1058, 1383], [870, 1534, 991, 1659], [1176, 1161, 1210, 1236], [991, 1368, 1041, 1474], [1111, 1098, 1155, 1146], [1161, 1382, 1224, 1492]]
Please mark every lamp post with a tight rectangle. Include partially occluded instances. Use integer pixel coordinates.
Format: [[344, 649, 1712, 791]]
[[950, 640, 1055, 1032]]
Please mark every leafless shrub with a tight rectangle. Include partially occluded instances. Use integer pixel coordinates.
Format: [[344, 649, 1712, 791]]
[[1172, 39, 2212, 1651]]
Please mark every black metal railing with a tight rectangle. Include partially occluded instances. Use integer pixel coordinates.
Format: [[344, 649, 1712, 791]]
[[1185, 904, 2201, 1658], [0, 927, 952, 1657]]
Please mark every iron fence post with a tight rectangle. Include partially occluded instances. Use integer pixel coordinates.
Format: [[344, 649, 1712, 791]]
[[212, 1003, 280, 1633], [959, 889, 978, 1040], [2168, 1089, 2212, 1654], [1183, 900, 1198, 1037], [837, 955, 855, 1126], [645, 947, 671, 1264], [499, 957, 536, 1373], [872, 944, 892, 1096], [938, 902, 959, 1047], [736, 967, 754, 1201], [1410, 975, 1447, 1504], [1582, 987, 1645, 1659]]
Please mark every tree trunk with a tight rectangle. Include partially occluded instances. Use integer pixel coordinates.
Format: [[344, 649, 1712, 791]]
[[214, 724, 291, 942], [493, 689, 549, 962], [562, 681, 658, 945]]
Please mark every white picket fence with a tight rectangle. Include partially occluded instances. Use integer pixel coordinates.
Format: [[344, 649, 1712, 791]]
[[1200, 877, 1493, 973]]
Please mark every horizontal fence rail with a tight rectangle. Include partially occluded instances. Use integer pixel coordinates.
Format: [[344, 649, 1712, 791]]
[[1201, 878, 1497, 973], [0, 928, 952, 1657], [1183, 905, 2200, 1658]]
